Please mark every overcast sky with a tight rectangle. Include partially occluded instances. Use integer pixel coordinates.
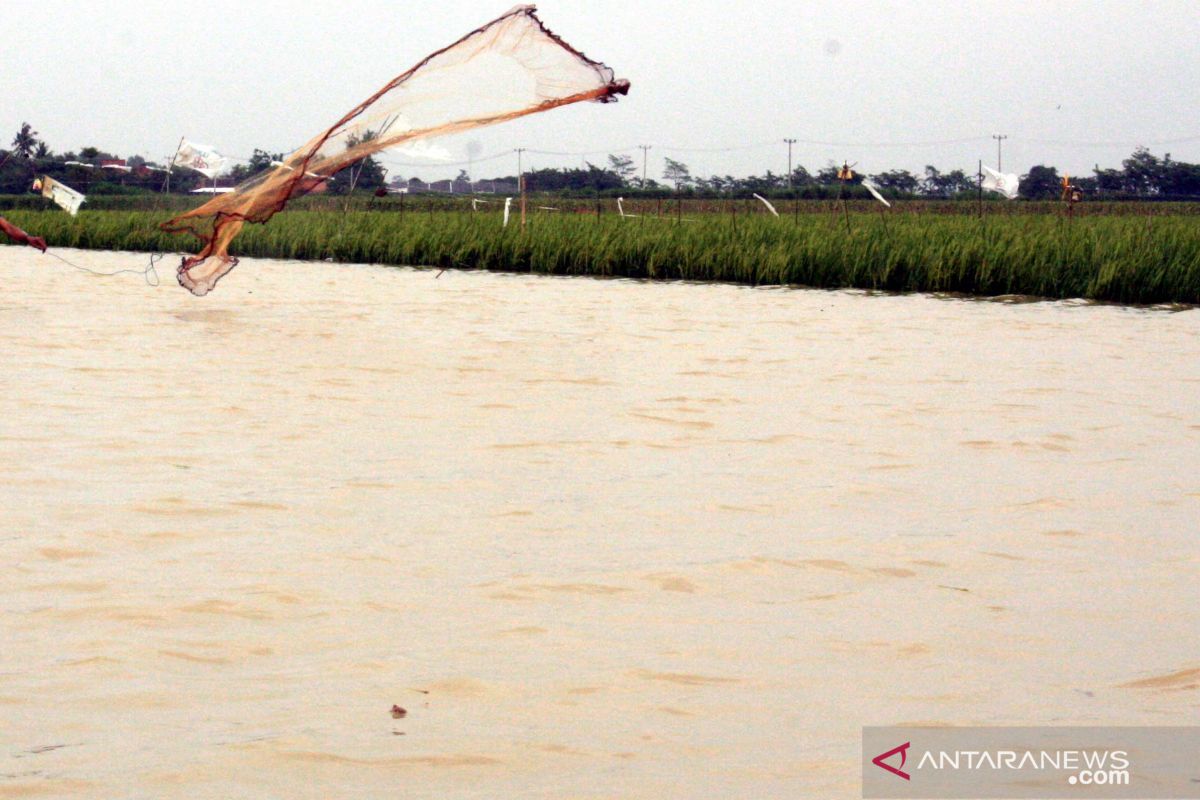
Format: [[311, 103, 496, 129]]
[[2, 0, 1198, 182]]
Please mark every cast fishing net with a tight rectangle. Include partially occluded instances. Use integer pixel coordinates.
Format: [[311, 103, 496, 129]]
[[162, 4, 629, 295]]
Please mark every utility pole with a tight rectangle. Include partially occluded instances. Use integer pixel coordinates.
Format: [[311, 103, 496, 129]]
[[992, 134, 1008, 171], [516, 148, 526, 229], [638, 145, 651, 188], [784, 138, 797, 188]]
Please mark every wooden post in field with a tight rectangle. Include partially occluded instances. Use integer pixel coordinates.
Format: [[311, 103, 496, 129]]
[[164, 136, 184, 194], [977, 160, 984, 219], [837, 163, 852, 234], [516, 148, 527, 231]]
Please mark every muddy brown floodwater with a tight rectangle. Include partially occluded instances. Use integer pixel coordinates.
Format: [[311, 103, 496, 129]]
[[2, 249, 1198, 798]]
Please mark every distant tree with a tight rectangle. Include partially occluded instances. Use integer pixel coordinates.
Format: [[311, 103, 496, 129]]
[[817, 161, 862, 186], [456, 168, 470, 183], [227, 149, 281, 182], [524, 163, 622, 193], [249, 149, 283, 173], [920, 165, 973, 197], [11, 123, 38, 158], [816, 163, 841, 185], [942, 169, 976, 196], [1072, 176, 1098, 195], [662, 157, 692, 191], [789, 165, 814, 187], [79, 146, 101, 160], [329, 131, 386, 194], [1019, 165, 1061, 199], [1093, 164, 1124, 195], [34, 141, 51, 159], [1158, 155, 1200, 196], [741, 170, 789, 194], [607, 153, 635, 184], [1121, 147, 1161, 195], [870, 169, 919, 195]]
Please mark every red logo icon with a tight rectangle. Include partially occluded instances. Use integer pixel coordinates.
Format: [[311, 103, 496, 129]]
[[872, 742, 912, 781]]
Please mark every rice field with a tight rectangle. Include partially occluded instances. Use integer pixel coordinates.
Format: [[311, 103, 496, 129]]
[[5, 193, 1200, 216], [5, 206, 1200, 304]]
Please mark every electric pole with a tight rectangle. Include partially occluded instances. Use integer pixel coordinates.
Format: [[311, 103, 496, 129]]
[[638, 145, 652, 188], [784, 138, 797, 188], [992, 134, 1008, 171]]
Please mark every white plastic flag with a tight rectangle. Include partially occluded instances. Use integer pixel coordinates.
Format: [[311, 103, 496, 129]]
[[173, 140, 229, 178], [861, 178, 892, 208], [981, 165, 1020, 200], [752, 193, 780, 217], [34, 176, 86, 216]]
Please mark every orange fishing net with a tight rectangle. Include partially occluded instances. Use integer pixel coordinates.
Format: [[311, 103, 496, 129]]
[[162, 4, 629, 295]]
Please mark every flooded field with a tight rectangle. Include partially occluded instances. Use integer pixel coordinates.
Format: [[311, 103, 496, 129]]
[[2, 249, 1198, 798]]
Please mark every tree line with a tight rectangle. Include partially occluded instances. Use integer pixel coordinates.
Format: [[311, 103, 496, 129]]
[[0, 123, 388, 196], [511, 149, 1200, 200], [4, 120, 1199, 200]]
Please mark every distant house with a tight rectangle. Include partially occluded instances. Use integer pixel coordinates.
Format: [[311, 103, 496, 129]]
[[391, 177, 517, 195], [191, 177, 239, 194], [100, 158, 131, 173]]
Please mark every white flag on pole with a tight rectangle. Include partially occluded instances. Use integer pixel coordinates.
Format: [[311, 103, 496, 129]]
[[34, 176, 86, 216], [981, 165, 1020, 200], [172, 140, 229, 178], [860, 178, 892, 208]]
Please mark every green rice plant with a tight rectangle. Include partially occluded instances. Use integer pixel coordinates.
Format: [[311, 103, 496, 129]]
[[3, 207, 1198, 304]]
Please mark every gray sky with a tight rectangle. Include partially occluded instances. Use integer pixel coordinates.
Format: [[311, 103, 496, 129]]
[[3, 0, 1198, 183]]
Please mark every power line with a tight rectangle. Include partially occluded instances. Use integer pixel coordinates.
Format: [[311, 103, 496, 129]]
[[1018, 134, 1200, 148]]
